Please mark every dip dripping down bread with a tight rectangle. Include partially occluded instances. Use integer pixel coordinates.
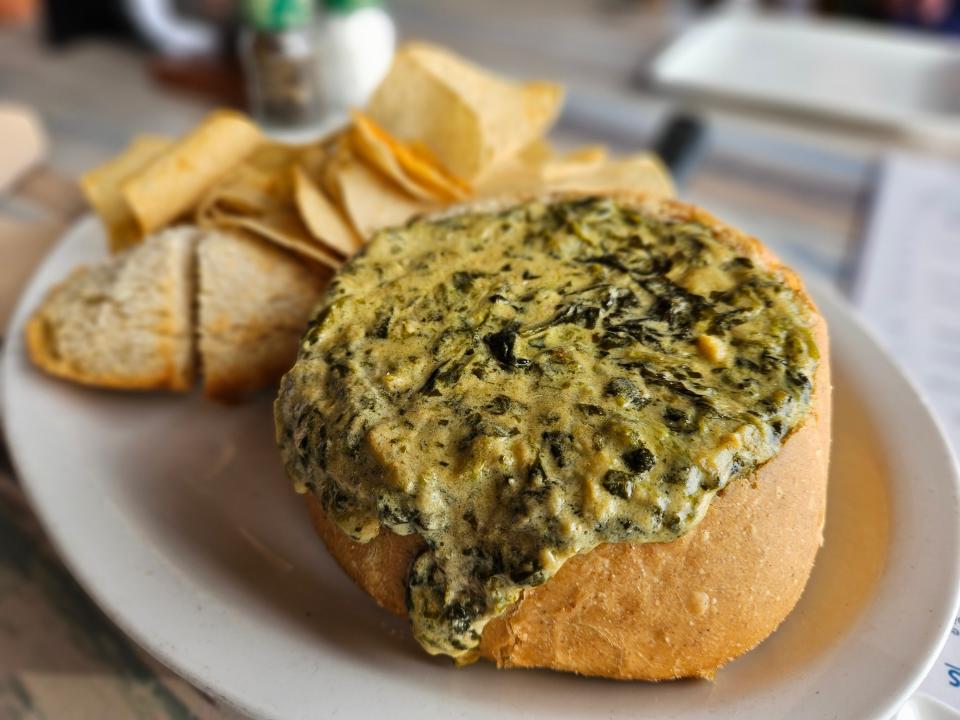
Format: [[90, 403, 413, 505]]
[[276, 192, 831, 680]]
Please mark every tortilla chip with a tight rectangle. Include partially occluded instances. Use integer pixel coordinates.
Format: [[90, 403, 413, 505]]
[[473, 143, 607, 196], [299, 140, 331, 179], [349, 119, 433, 201], [516, 139, 554, 166], [540, 145, 608, 182], [243, 141, 303, 175], [123, 110, 263, 235], [301, 135, 414, 237], [293, 166, 362, 256], [333, 160, 436, 238], [195, 141, 300, 218], [546, 153, 675, 197], [473, 155, 542, 197], [198, 184, 272, 218], [203, 208, 342, 269], [350, 111, 469, 202], [80, 135, 173, 252], [315, 133, 355, 205], [196, 143, 343, 269], [366, 42, 563, 181], [475, 150, 674, 200]]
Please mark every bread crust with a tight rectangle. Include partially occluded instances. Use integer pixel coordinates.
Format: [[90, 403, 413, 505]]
[[25, 228, 196, 392], [26, 226, 328, 400], [302, 191, 832, 680], [197, 231, 329, 403], [26, 310, 193, 391]]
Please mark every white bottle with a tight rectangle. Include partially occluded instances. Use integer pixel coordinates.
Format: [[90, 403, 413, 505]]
[[316, 0, 396, 119]]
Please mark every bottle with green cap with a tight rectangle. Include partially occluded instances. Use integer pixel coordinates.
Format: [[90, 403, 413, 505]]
[[240, 0, 323, 128], [316, 0, 396, 116]]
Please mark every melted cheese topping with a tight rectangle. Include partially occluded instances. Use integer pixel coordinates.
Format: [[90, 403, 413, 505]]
[[276, 197, 819, 660]]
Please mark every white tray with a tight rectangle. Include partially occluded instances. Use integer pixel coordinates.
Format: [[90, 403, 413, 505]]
[[650, 13, 960, 145]]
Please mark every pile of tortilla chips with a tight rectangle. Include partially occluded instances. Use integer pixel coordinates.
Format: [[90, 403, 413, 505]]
[[81, 42, 674, 268]]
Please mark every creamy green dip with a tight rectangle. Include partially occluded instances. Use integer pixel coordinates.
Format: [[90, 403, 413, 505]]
[[275, 197, 819, 661]]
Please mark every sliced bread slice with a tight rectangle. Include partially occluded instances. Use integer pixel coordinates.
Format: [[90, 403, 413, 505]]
[[25, 225, 197, 391], [197, 230, 328, 402]]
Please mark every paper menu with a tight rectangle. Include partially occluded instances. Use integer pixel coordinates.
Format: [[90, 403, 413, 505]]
[[919, 614, 960, 712], [851, 152, 960, 455], [851, 151, 960, 711]]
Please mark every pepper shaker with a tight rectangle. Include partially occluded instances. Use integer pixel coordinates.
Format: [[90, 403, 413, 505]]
[[240, 0, 323, 128]]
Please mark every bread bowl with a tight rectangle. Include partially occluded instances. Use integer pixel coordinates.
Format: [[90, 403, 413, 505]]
[[275, 191, 831, 680]]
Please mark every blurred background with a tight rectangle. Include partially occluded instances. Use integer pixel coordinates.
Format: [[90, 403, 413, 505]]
[[1, 0, 958, 282], [1, 0, 959, 717]]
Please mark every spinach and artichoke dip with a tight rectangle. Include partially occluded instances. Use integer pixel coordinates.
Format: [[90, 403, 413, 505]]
[[275, 196, 819, 662]]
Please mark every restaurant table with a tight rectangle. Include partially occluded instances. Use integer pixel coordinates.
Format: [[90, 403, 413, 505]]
[[0, 1, 943, 717]]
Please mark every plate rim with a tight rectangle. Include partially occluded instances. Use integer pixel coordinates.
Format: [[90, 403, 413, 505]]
[[4, 215, 960, 720]]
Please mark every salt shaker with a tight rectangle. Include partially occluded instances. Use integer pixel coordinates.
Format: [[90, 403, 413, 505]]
[[316, 0, 396, 117]]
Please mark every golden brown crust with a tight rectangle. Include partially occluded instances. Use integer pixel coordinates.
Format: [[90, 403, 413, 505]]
[[303, 191, 832, 680], [25, 228, 197, 392], [202, 352, 295, 403], [198, 231, 329, 404], [307, 494, 423, 617], [25, 281, 193, 392]]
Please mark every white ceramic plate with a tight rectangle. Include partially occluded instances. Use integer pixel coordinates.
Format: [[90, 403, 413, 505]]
[[4, 217, 960, 720]]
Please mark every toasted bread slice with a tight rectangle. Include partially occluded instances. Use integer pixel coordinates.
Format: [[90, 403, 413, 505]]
[[25, 225, 197, 391], [197, 230, 329, 402]]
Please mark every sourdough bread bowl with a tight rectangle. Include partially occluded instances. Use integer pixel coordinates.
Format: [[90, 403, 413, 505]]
[[276, 191, 831, 681]]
